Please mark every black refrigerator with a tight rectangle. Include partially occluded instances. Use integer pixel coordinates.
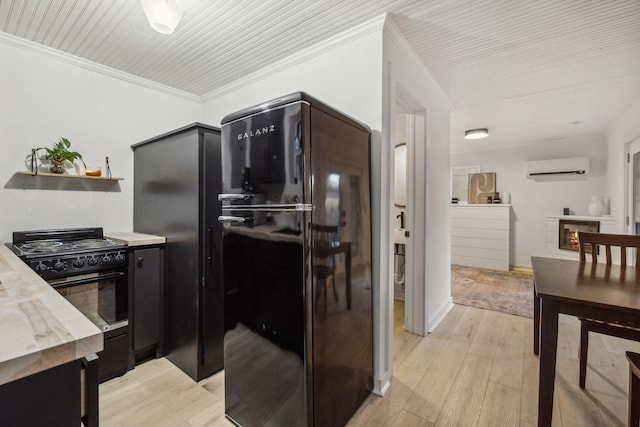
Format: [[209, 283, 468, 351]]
[[219, 92, 373, 427], [132, 123, 223, 381]]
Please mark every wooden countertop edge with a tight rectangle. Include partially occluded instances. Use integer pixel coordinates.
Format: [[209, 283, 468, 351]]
[[105, 232, 166, 246], [0, 333, 103, 385], [0, 245, 103, 386]]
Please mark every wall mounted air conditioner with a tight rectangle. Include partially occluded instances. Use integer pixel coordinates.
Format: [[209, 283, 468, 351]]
[[527, 156, 589, 178]]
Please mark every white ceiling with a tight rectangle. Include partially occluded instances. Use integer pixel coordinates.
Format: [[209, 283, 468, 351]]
[[1, 0, 639, 153]]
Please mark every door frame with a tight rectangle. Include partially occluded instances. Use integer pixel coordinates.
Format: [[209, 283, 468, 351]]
[[375, 67, 429, 397], [626, 136, 640, 235], [393, 97, 415, 330], [392, 84, 427, 337]]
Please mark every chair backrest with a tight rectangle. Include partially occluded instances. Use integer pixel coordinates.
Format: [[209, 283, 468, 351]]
[[312, 224, 339, 244], [311, 224, 339, 265], [577, 231, 640, 266]]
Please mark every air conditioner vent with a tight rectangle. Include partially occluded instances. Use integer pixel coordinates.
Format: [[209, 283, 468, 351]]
[[527, 157, 589, 178]]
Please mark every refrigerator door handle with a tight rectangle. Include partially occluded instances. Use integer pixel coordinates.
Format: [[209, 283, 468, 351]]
[[207, 226, 214, 262], [221, 203, 313, 212], [218, 215, 253, 224], [218, 193, 253, 202]]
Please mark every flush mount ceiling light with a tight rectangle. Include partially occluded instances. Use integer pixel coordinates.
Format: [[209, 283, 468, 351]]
[[464, 128, 489, 140], [140, 0, 183, 34]]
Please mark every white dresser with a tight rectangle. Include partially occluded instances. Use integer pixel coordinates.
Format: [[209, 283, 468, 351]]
[[451, 204, 511, 271]]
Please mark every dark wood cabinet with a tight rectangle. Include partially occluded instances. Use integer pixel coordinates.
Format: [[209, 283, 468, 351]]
[[128, 245, 164, 364], [132, 123, 223, 381], [0, 360, 81, 427]]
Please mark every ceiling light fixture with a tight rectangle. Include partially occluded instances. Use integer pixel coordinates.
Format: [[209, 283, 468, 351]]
[[140, 0, 183, 35], [464, 128, 489, 140]]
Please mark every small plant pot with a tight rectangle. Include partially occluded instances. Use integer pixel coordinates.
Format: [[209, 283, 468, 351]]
[[50, 161, 65, 174]]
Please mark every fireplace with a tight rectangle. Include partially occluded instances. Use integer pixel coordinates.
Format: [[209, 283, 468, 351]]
[[559, 219, 599, 252]]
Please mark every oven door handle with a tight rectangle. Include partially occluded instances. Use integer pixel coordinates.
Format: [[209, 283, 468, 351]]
[[50, 272, 126, 290]]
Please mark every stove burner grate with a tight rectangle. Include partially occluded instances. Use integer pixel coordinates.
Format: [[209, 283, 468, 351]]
[[14, 238, 125, 256], [69, 239, 121, 249], [18, 241, 64, 253]]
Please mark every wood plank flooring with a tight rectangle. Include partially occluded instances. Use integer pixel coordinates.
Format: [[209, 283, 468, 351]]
[[100, 302, 640, 426]]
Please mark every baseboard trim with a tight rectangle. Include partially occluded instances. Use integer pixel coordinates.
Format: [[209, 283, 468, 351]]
[[427, 297, 454, 333], [373, 370, 392, 396], [511, 265, 533, 274]]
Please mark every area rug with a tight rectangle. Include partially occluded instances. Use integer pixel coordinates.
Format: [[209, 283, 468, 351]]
[[451, 265, 534, 318]]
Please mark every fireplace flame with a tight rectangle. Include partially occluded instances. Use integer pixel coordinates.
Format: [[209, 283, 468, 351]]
[[559, 219, 598, 253]]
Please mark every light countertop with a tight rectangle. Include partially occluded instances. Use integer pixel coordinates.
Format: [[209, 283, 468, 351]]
[[105, 232, 166, 246], [0, 245, 103, 385]]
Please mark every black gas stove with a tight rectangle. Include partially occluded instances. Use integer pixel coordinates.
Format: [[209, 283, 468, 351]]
[[11, 227, 131, 383], [12, 228, 128, 280]]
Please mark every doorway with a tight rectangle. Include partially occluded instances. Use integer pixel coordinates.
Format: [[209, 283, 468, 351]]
[[627, 136, 640, 236], [391, 84, 427, 339], [393, 101, 412, 330]]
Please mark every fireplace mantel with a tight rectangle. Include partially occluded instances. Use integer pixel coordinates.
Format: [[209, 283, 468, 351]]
[[547, 214, 615, 221]]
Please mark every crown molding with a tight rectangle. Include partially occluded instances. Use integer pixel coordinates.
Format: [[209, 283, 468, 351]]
[[202, 14, 387, 102], [382, 16, 454, 112], [0, 31, 201, 102]]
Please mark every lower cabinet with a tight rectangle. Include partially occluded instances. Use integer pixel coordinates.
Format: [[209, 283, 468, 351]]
[[100, 327, 130, 382], [0, 360, 81, 427], [129, 245, 164, 365]]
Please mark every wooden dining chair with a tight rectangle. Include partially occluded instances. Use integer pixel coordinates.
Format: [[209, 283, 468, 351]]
[[626, 351, 640, 427], [312, 224, 340, 313], [577, 231, 640, 388]]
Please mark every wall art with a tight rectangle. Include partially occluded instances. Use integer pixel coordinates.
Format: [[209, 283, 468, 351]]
[[468, 172, 496, 204]]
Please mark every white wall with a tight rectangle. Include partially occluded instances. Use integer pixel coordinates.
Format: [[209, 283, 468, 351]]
[[0, 37, 202, 243], [201, 35, 382, 128], [607, 99, 640, 232], [451, 136, 607, 267]]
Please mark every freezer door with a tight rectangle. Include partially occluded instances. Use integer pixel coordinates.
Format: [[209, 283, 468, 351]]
[[220, 101, 305, 206]]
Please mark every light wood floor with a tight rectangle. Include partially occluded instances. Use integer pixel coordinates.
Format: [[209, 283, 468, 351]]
[[100, 302, 640, 426]]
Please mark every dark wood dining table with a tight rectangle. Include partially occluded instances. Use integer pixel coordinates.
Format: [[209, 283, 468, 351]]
[[531, 256, 640, 426]]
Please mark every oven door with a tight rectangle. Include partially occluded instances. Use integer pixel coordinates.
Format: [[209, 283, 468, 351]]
[[51, 271, 128, 332], [51, 270, 130, 382]]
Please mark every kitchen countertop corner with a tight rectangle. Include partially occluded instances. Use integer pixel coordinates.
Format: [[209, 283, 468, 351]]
[[104, 232, 166, 247], [0, 245, 103, 385]]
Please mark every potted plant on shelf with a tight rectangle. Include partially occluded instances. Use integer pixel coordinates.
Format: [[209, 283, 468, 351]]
[[32, 137, 85, 174]]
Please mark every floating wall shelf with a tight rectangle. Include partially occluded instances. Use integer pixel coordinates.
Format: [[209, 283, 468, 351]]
[[16, 171, 124, 181]]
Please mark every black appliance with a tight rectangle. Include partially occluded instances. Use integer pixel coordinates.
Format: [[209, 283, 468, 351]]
[[10, 227, 129, 383], [131, 123, 223, 381], [219, 92, 373, 427]]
